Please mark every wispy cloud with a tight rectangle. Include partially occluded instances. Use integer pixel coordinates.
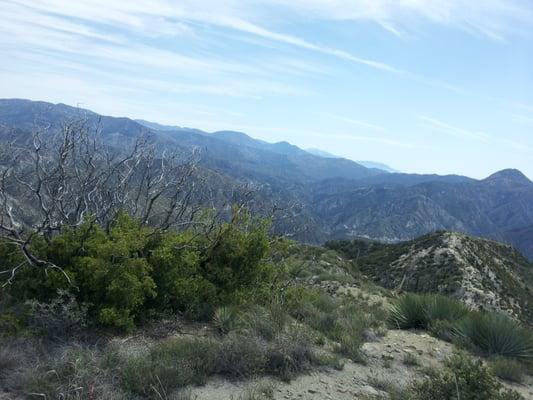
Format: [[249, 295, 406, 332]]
[[325, 113, 390, 133], [510, 113, 533, 126], [5, 0, 501, 102], [266, 0, 533, 41], [418, 115, 491, 142], [418, 114, 532, 153], [330, 133, 419, 149]]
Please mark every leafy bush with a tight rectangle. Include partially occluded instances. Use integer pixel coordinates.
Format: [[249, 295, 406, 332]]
[[199, 214, 272, 306], [5, 211, 273, 330], [453, 312, 533, 359]]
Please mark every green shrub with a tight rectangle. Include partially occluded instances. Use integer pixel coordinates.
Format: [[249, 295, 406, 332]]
[[11, 214, 158, 331], [424, 295, 469, 323], [264, 330, 316, 381], [389, 293, 428, 329], [391, 294, 533, 363], [333, 333, 366, 363], [241, 305, 288, 341], [199, 213, 272, 306], [213, 306, 241, 335], [0, 313, 24, 337], [121, 338, 219, 396], [453, 312, 533, 359], [147, 230, 216, 318], [428, 319, 456, 342], [238, 382, 275, 400], [24, 345, 122, 400], [26, 290, 88, 338], [490, 357, 525, 383], [215, 333, 267, 378], [410, 353, 524, 400], [389, 294, 468, 331], [403, 352, 420, 366], [5, 211, 274, 331], [286, 289, 374, 363]]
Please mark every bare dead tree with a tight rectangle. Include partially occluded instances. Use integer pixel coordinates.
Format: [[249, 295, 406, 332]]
[[0, 119, 202, 285]]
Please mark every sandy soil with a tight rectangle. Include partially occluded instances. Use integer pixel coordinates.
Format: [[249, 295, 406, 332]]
[[191, 329, 456, 399]]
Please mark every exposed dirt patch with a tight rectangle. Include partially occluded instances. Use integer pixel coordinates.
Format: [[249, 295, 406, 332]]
[[191, 329, 455, 399]]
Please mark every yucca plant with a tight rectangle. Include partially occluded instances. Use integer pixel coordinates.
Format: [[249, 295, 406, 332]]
[[424, 294, 469, 322], [213, 306, 240, 335], [453, 312, 533, 360], [389, 293, 428, 329]]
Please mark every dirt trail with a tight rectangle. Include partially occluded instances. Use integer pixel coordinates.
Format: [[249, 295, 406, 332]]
[[192, 329, 455, 399]]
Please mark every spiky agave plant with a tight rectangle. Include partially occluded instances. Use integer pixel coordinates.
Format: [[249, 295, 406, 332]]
[[388, 293, 428, 329], [424, 294, 469, 323], [453, 312, 533, 360]]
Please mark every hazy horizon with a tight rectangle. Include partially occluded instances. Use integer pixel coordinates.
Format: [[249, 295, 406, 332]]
[[1, 1, 532, 179]]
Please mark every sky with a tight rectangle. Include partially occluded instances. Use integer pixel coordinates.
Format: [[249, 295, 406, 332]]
[[1, 0, 532, 179]]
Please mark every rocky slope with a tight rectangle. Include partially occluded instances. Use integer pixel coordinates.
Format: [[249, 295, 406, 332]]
[[328, 231, 533, 324]]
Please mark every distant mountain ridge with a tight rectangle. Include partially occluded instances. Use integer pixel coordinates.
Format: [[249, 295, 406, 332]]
[[1, 98, 532, 259], [306, 148, 397, 173], [356, 161, 398, 173]]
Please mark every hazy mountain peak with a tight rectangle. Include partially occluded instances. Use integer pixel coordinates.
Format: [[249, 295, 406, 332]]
[[306, 148, 341, 158], [306, 148, 397, 173], [356, 161, 398, 173], [484, 169, 531, 185]]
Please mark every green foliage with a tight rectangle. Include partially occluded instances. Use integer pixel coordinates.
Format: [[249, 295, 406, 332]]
[[424, 294, 469, 323], [23, 345, 123, 400], [391, 293, 533, 362], [453, 312, 533, 359], [119, 328, 330, 395], [403, 352, 420, 366], [26, 289, 88, 338], [121, 338, 219, 397], [0, 313, 24, 337], [200, 213, 272, 306], [390, 293, 468, 331], [285, 286, 384, 363], [490, 357, 525, 383], [213, 306, 241, 335], [4, 211, 273, 331], [238, 382, 275, 400], [410, 353, 524, 400], [147, 230, 215, 319], [389, 293, 428, 329]]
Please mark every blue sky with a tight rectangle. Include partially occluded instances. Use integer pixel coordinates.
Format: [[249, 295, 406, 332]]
[[1, 0, 532, 179]]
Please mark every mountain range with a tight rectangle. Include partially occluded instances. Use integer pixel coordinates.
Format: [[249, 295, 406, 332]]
[[1, 98, 532, 259]]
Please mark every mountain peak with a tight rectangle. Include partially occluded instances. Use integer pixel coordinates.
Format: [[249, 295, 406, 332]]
[[483, 169, 531, 185]]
